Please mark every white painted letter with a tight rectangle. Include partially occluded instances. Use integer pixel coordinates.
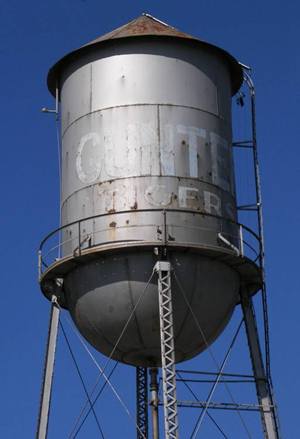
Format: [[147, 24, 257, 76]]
[[177, 125, 206, 178], [210, 132, 230, 192], [145, 185, 172, 207], [204, 191, 221, 216], [76, 132, 102, 184], [179, 186, 199, 208], [161, 124, 175, 175]]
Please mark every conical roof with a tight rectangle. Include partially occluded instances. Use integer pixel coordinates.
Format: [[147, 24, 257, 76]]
[[47, 14, 243, 95], [83, 14, 197, 45]]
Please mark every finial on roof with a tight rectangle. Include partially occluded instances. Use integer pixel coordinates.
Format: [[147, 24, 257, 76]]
[[141, 13, 175, 29]]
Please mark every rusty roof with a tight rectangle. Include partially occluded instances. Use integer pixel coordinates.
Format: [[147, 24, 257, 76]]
[[83, 14, 196, 45], [47, 14, 243, 96]]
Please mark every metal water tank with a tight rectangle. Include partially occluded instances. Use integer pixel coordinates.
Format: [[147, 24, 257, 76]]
[[41, 15, 261, 367]]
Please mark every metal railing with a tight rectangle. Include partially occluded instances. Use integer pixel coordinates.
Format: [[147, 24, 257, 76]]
[[38, 208, 261, 280]]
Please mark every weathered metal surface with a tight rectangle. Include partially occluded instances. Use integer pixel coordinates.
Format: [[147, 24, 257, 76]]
[[41, 19, 262, 367], [59, 40, 238, 265], [59, 48, 232, 131], [47, 15, 243, 96]]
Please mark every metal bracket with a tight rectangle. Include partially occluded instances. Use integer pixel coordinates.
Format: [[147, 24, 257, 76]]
[[217, 232, 240, 256], [73, 233, 92, 257], [41, 86, 59, 119]]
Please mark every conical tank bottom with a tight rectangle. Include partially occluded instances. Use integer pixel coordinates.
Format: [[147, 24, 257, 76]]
[[64, 249, 239, 367]]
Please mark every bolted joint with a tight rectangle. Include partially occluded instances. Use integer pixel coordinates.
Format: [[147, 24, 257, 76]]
[[149, 368, 159, 408], [153, 261, 171, 273], [43, 278, 65, 307]]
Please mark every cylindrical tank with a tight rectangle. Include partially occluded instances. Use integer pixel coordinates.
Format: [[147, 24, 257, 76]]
[[43, 15, 260, 367]]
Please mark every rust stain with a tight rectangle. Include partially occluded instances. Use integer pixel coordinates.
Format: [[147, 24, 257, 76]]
[[109, 221, 117, 228], [168, 234, 175, 242], [130, 201, 138, 210], [108, 208, 116, 214]]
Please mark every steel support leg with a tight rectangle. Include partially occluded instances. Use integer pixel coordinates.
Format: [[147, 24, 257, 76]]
[[154, 261, 179, 439], [136, 366, 148, 439], [36, 297, 60, 439], [240, 287, 280, 439]]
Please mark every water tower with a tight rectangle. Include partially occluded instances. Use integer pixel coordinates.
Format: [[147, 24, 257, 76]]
[[37, 14, 280, 439]]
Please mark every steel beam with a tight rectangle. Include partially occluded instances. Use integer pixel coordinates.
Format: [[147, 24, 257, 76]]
[[154, 261, 179, 439], [240, 287, 280, 439], [173, 401, 270, 412], [36, 297, 60, 439]]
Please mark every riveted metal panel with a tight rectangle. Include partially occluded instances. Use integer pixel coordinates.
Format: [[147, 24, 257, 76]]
[[60, 40, 233, 132]]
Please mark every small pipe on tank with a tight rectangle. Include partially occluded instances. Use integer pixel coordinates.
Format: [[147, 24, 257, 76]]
[[41, 86, 59, 118]]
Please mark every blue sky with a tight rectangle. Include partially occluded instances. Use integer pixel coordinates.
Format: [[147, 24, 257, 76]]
[[0, 1, 299, 437]]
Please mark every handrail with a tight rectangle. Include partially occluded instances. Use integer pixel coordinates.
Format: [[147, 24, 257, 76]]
[[38, 208, 262, 279], [39, 208, 261, 250]]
